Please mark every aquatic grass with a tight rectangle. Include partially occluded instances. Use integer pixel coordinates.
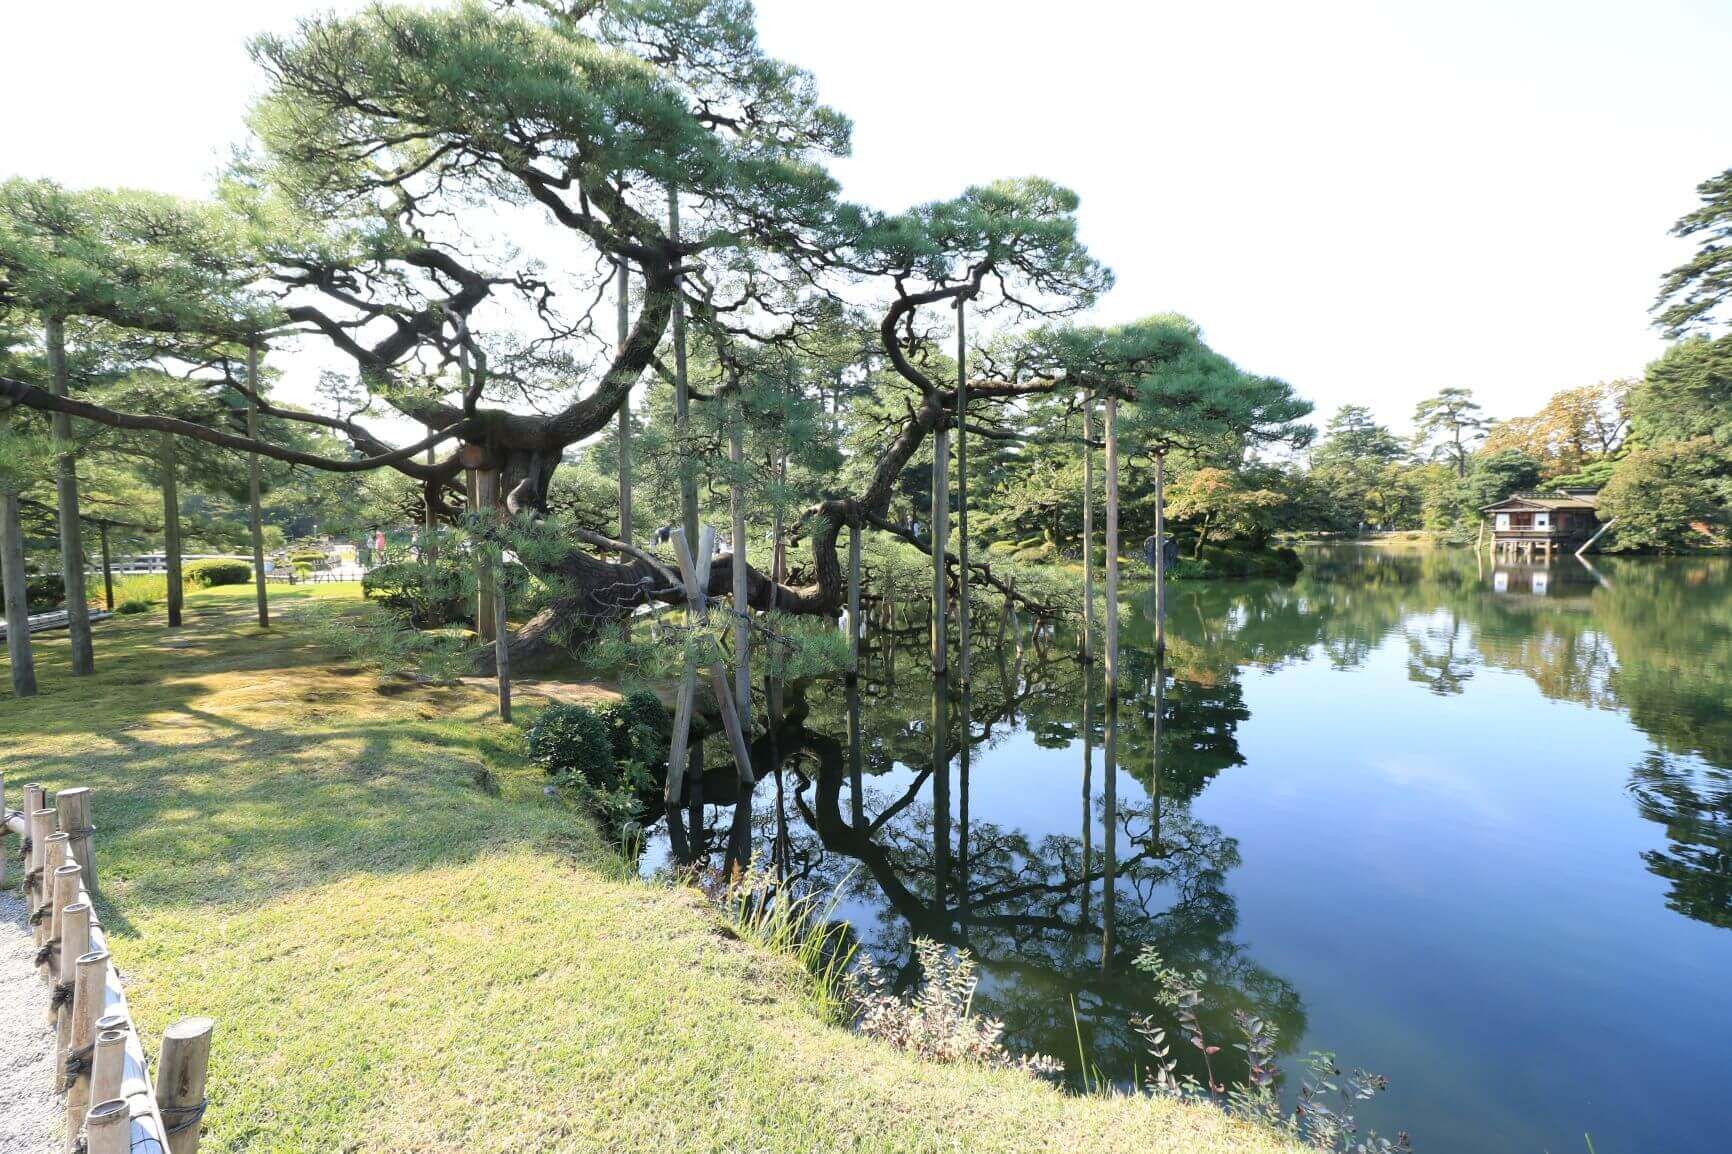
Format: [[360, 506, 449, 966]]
[[706, 864, 860, 1023]]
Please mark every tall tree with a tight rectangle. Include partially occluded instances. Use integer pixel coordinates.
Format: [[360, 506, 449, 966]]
[[1655, 165, 1732, 338], [1413, 387, 1488, 477]]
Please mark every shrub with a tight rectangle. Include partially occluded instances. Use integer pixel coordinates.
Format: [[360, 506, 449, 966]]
[[116, 599, 152, 615], [289, 551, 329, 569], [525, 703, 616, 786], [185, 559, 251, 587], [594, 690, 671, 771], [362, 560, 466, 626], [25, 573, 64, 612], [110, 573, 166, 606]]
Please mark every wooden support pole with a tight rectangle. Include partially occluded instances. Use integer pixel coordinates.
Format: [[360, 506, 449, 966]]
[[846, 522, 862, 680], [84, 1098, 130, 1154], [728, 390, 750, 722], [1104, 393, 1121, 700], [245, 344, 269, 629], [66, 948, 111, 1140], [1153, 448, 1167, 657], [161, 431, 183, 628], [55, 786, 94, 893], [663, 529, 715, 857], [97, 522, 113, 611], [493, 545, 511, 723], [955, 298, 971, 688], [1080, 393, 1094, 663], [617, 256, 634, 545], [475, 469, 497, 643], [159, 1016, 216, 1154], [930, 413, 950, 676], [1, 489, 38, 696], [672, 530, 756, 788], [45, 313, 94, 675], [668, 188, 699, 559]]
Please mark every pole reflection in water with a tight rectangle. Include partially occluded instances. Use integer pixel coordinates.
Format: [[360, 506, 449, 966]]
[[1081, 672, 1094, 927], [848, 681, 864, 829], [958, 684, 972, 947], [932, 674, 952, 926], [1100, 695, 1117, 976]]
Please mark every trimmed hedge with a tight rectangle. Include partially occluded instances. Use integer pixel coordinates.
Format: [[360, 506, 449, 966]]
[[186, 559, 252, 587]]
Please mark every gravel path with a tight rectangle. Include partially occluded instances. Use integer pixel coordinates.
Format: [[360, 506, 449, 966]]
[[0, 885, 58, 1154]]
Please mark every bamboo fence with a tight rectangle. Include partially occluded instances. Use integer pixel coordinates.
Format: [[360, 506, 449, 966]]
[[3, 774, 213, 1154]]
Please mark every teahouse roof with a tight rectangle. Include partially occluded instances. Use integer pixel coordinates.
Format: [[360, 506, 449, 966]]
[[1480, 490, 1599, 513]]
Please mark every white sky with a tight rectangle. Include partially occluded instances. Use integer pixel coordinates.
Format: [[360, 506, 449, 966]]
[[4, 0, 1728, 433]]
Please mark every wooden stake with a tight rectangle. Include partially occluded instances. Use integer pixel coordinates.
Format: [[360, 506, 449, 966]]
[[161, 431, 183, 628], [159, 1016, 216, 1154], [66, 948, 111, 1138], [84, 1098, 130, 1154], [55, 786, 95, 893], [27, 806, 54, 923], [46, 860, 79, 981], [245, 344, 269, 628], [38, 834, 68, 972], [475, 469, 497, 643], [493, 550, 511, 722], [1, 489, 38, 696], [45, 314, 93, 675]]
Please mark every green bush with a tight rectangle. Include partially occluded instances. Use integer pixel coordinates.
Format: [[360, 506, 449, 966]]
[[116, 598, 152, 615], [363, 560, 466, 626], [595, 690, 671, 771], [25, 573, 64, 612], [526, 703, 617, 786], [186, 559, 252, 587], [289, 551, 329, 569]]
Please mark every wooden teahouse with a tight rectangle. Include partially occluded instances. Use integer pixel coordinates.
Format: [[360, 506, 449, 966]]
[[1481, 488, 1601, 561]]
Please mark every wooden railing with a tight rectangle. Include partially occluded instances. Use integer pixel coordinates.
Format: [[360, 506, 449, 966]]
[[4, 775, 214, 1154]]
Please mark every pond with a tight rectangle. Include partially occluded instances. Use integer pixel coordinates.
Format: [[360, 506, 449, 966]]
[[642, 545, 1732, 1154]]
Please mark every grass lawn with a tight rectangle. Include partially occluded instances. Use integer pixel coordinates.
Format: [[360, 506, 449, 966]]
[[1, 584, 1303, 1153]]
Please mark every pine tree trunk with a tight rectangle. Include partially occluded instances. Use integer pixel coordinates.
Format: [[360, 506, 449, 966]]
[[246, 345, 270, 628], [1, 488, 38, 697], [161, 431, 183, 628], [45, 314, 93, 674]]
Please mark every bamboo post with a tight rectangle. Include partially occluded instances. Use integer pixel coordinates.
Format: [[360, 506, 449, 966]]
[[37, 834, 68, 973], [85, 1098, 130, 1154], [97, 521, 113, 611], [955, 298, 971, 688], [56, 901, 92, 1067], [27, 806, 54, 925], [66, 948, 111, 1141], [1080, 393, 1094, 663], [846, 522, 862, 680], [45, 312, 95, 675], [245, 343, 269, 629], [55, 786, 95, 893], [90, 1025, 128, 1114], [161, 431, 183, 628], [728, 389, 751, 721], [45, 860, 79, 982], [159, 1016, 216, 1154], [1, 489, 37, 696], [1104, 392, 1120, 699]]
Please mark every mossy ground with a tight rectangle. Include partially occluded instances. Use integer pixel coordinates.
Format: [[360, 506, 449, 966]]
[[1, 584, 1303, 1153]]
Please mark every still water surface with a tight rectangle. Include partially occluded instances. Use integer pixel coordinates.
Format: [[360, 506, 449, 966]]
[[645, 546, 1732, 1154]]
